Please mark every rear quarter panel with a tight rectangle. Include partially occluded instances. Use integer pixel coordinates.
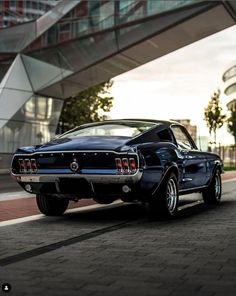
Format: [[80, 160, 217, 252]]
[[137, 142, 182, 194], [204, 152, 223, 184]]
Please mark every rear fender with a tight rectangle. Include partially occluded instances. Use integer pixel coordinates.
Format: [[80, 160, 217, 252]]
[[151, 164, 179, 197], [207, 162, 223, 186], [138, 142, 178, 167]]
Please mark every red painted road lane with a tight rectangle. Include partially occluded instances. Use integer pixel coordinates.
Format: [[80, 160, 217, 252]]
[[221, 170, 236, 181], [0, 171, 235, 222], [0, 198, 96, 222]]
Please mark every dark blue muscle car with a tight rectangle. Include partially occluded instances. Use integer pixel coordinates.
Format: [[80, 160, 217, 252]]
[[11, 119, 223, 218]]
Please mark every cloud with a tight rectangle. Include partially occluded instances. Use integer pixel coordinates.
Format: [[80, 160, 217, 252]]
[[110, 24, 236, 142]]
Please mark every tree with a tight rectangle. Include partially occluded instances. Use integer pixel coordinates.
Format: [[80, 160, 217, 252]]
[[227, 108, 236, 146], [57, 80, 113, 133], [204, 89, 226, 144]]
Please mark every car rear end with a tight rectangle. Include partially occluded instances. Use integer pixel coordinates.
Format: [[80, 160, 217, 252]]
[[11, 150, 143, 202]]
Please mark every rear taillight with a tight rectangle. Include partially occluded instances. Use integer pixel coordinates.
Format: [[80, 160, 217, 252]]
[[122, 158, 129, 174], [31, 159, 37, 172], [115, 158, 122, 174], [115, 157, 137, 175], [19, 159, 25, 173], [18, 158, 37, 173], [129, 158, 137, 173], [25, 159, 31, 172]]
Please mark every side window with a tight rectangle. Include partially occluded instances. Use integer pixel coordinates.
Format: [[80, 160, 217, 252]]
[[157, 128, 173, 142], [171, 126, 194, 150]]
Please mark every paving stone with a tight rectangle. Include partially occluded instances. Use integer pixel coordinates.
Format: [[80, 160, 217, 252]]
[[0, 181, 236, 296]]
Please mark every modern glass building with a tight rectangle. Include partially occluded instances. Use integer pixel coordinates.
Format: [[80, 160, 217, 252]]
[[223, 64, 236, 111], [0, 0, 236, 171], [0, 0, 59, 28]]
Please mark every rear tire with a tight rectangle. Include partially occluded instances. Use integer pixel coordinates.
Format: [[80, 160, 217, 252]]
[[36, 194, 69, 216], [149, 173, 179, 219], [202, 170, 222, 205]]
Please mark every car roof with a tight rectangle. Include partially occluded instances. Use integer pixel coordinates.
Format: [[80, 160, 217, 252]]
[[79, 119, 179, 128], [115, 119, 179, 126]]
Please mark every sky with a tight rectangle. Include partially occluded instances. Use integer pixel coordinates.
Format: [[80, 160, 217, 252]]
[[109, 24, 236, 144]]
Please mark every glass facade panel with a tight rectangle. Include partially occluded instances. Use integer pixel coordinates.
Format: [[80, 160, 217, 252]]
[[58, 30, 117, 72], [22, 54, 73, 92], [46, 26, 58, 46], [117, 2, 208, 51], [147, 0, 197, 16], [0, 88, 33, 127], [25, 47, 71, 72], [23, 0, 201, 69], [0, 21, 36, 52], [0, 0, 60, 29], [4, 55, 32, 92], [24, 0, 198, 52], [36, 0, 78, 37], [0, 95, 63, 154], [117, 15, 167, 50], [28, 1, 115, 51], [117, 0, 197, 24], [37, 82, 64, 100], [118, 0, 147, 24], [0, 59, 13, 83], [54, 79, 87, 100], [27, 30, 117, 75], [87, 0, 114, 32]]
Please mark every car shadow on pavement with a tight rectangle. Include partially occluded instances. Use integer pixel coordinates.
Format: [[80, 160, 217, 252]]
[[173, 199, 234, 221], [63, 202, 147, 222], [41, 198, 235, 225]]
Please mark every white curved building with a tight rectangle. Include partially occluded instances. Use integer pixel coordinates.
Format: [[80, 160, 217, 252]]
[[223, 64, 236, 110]]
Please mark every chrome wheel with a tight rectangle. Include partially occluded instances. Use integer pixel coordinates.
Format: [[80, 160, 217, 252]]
[[148, 172, 179, 219], [202, 169, 222, 205], [214, 173, 221, 201], [166, 178, 178, 214]]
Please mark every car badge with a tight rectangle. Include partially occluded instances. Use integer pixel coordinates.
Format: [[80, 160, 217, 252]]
[[70, 159, 79, 172]]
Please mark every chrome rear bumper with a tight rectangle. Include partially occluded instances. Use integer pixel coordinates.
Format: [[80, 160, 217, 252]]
[[12, 171, 143, 184]]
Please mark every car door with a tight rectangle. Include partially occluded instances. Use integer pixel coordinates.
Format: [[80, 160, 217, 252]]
[[171, 125, 207, 190]]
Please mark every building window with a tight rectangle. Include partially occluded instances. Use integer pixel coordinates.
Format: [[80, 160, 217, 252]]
[[47, 26, 58, 45], [225, 83, 236, 96], [10, 0, 17, 10], [39, 2, 45, 11], [26, 1, 31, 9], [223, 66, 236, 82], [32, 1, 38, 10], [59, 23, 70, 33]]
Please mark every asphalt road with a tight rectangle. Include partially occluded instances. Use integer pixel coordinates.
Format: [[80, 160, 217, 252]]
[[0, 180, 236, 296]]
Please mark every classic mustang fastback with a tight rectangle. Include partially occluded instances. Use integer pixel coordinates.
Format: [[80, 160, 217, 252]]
[[11, 119, 223, 218]]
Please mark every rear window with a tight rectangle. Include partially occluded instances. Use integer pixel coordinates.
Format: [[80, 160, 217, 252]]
[[60, 122, 157, 138]]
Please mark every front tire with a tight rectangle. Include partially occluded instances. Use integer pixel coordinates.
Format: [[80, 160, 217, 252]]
[[36, 194, 69, 216], [149, 173, 179, 219], [202, 170, 222, 205]]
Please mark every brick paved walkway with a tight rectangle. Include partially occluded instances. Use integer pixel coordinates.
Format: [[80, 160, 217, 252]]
[[0, 198, 96, 222]]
